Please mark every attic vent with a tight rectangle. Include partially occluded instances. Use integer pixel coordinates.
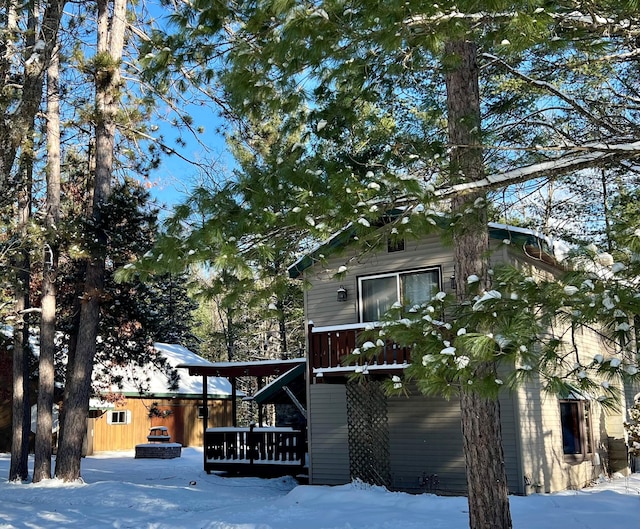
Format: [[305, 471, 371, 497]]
[[387, 238, 405, 252]]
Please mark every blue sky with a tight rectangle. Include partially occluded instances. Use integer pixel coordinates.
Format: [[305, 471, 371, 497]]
[[146, 108, 234, 214]]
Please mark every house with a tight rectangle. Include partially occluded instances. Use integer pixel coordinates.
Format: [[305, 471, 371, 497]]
[[288, 222, 638, 495], [86, 343, 235, 454]]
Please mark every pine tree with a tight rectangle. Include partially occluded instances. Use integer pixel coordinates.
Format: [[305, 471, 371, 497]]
[[445, 39, 512, 528], [33, 42, 62, 484], [55, 0, 128, 481], [152, 2, 640, 527], [143, 272, 199, 349]]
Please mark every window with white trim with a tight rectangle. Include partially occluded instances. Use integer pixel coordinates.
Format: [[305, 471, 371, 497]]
[[559, 400, 593, 461], [107, 410, 131, 425], [358, 268, 441, 322]]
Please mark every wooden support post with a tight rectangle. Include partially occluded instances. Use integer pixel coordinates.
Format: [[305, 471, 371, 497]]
[[257, 376, 263, 426], [231, 377, 237, 427], [202, 374, 208, 472]]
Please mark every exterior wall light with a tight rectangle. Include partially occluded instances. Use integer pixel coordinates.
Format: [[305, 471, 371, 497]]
[[337, 285, 348, 302], [450, 275, 456, 290]]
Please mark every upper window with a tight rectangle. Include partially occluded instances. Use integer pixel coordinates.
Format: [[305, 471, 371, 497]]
[[359, 268, 440, 322], [559, 400, 593, 461]]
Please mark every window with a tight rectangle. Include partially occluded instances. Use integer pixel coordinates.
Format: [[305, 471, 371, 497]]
[[559, 400, 593, 461], [359, 268, 440, 322], [107, 410, 131, 425]]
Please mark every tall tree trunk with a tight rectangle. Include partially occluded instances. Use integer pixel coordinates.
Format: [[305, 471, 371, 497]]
[[226, 310, 235, 361], [277, 300, 287, 359], [445, 39, 513, 529], [8, 0, 42, 480], [0, 0, 19, 202], [5, 0, 64, 482], [9, 138, 34, 482], [57, 141, 93, 451], [54, 0, 127, 481], [0, 0, 64, 203], [10, 271, 30, 482], [33, 45, 61, 483]]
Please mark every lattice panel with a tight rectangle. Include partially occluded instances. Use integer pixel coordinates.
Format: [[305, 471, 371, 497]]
[[346, 380, 391, 488]]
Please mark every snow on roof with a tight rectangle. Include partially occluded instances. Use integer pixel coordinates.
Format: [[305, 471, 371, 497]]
[[98, 343, 235, 399], [487, 221, 553, 247], [155, 342, 216, 368]]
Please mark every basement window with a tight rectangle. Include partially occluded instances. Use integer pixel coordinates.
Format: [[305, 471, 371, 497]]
[[559, 400, 593, 462]]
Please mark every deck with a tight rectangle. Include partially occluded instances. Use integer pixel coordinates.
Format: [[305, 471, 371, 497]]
[[204, 426, 306, 476], [309, 323, 412, 377]]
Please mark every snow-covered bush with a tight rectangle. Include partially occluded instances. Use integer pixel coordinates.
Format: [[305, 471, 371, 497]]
[[625, 396, 640, 457]]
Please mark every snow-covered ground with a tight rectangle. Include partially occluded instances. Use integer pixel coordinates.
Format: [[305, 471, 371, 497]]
[[0, 448, 638, 529]]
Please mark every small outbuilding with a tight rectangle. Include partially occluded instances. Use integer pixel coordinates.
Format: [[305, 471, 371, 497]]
[[87, 343, 235, 454]]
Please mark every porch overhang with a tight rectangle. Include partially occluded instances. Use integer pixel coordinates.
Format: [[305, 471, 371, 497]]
[[180, 357, 307, 431], [180, 358, 306, 378], [249, 362, 306, 405]]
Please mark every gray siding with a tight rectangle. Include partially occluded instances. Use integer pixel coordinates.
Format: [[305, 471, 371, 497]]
[[304, 234, 455, 328], [387, 389, 522, 494], [309, 380, 524, 494], [387, 392, 466, 493], [308, 384, 350, 485], [498, 391, 524, 494]]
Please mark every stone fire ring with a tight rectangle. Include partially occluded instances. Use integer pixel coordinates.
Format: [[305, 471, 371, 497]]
[[134, 442, 182, 459]]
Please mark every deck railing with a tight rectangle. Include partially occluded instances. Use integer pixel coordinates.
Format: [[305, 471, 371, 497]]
[[308, 323, 412, 372], [204, 426, 305, 474]]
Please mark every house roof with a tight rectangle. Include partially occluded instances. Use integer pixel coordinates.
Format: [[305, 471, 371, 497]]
[[97, 343, 235, 399], [287, 221, 560, 279]]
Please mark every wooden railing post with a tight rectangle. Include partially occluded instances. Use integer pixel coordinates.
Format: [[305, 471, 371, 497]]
[[307, 321, 315, 377], [249, 422, 255, 467]]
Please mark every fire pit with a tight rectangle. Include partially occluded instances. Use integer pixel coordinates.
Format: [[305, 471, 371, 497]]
[[135, 427, 182, 459]]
